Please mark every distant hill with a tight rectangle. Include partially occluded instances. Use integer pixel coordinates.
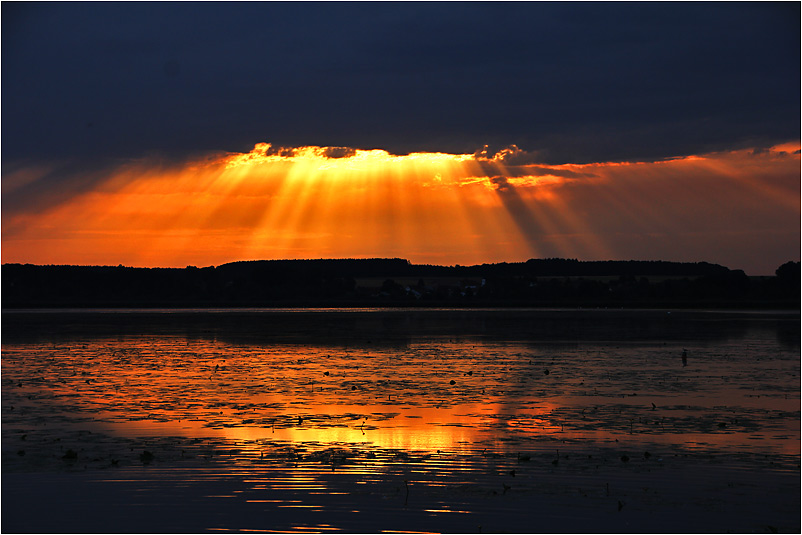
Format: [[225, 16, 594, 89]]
[[1, 258, 799, 308], [218, 257, 730, 277]]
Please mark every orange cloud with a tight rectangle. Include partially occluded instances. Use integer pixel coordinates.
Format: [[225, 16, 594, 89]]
[[2, 142, 798, 274]]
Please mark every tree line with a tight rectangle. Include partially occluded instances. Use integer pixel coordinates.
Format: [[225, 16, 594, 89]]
[[2, 258, 798, 308]]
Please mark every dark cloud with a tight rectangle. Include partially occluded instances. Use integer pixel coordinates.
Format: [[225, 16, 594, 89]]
[[474, 146, 597, 180], [320, 147, 357, 159], [259, 144, 357, 159], [489, 175, 513, 192], [2, 2, 799, 167]]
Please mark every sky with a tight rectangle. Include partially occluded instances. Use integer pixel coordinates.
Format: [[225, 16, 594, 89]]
[[2, 2, 800, 275]]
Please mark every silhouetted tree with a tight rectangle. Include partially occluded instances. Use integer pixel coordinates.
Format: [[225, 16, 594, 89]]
[[776, 261, 801, 296], [776, 261, 800, 282]]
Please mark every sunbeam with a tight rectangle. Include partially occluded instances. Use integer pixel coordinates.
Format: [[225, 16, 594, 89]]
[[2, 142, 798, 273]]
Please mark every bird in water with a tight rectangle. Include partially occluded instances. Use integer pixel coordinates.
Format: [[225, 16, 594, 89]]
[[681, 349, 688, 367]]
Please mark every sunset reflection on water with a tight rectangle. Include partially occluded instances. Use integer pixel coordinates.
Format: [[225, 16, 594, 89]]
[[2, 309, 799, 533], [3, 309, 799, 459]]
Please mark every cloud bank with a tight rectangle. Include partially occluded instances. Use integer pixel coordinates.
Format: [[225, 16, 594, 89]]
[[2, 2, 799, 166]]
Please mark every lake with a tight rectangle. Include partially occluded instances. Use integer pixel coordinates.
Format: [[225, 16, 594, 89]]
[[2, 308, 799, 533]]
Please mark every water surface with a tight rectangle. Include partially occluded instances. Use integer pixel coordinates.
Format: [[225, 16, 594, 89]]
[[2, 308, 799, 533]]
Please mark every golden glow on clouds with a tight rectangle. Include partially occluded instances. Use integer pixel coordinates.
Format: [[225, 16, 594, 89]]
[[2, 142, 799, 273]]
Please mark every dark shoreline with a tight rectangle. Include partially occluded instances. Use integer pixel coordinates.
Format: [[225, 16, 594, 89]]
[[3, 258, 799, 310]]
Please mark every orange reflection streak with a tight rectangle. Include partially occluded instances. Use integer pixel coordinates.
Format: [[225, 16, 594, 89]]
[[1, 141, 798, 271], [93, 402, 530, 453], [6, 330, 798, 457]]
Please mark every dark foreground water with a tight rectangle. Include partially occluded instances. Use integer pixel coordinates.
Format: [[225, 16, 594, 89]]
[[2, 308, 800, 533]]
